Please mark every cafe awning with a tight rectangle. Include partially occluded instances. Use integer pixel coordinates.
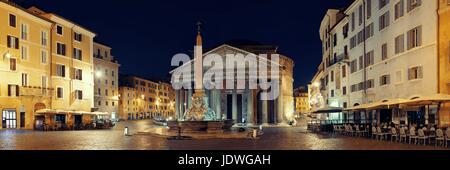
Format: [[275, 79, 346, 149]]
[[345, 103, 371, 111], [399, 94, 450, 106], [312, 107, 343, 114], [35, 109, 101, 115]]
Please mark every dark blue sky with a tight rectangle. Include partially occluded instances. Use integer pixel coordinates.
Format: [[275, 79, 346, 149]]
[[21, 0, 352, 87]]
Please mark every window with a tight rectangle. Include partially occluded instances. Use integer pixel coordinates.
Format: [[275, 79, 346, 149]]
[[21, 45, 28, 60], [112, 81, 115, 86], [21, 73, 28, 86], [331, 34, 336, 47], [343, 24, 349, 39], [407, 26, 422, 50], [395, 34, 405, 54], [57, 42, 66, 56], [105, 89, 109, 96], [359, 5, 363, 26], [367, 79, 375, 89], [98, 88, 101, 95], [358, 82, 365, 91], [7, 36, 19, 49], [75, 90, 83, 100], [351, 12, 355, 31], [56, 25, 63, 35], [41, 31, 48, 46], [365, 51, 374, 67], [343, 86, 347, 95], [74, 32, 82, 42], [379, 0, 389, 9], [350, 60, 357, 73], [21, 24, 28, 40], [342, 65, 347, 78], [8, 85, 19, 97], [350, 36, 357, 49], [73, 48, 82, 60], [56, 64, 66, 77], [380, 74, 391, 86], [351, 84, 357, 92], [367, 0, 372, 19], [382, 43, 388, 60], [395, 0, 405, 20], [41, 50, 48, 64], [331, 90, 335, 98], [10, 58, 16, 71], [9, 14, 16, 27], [331, 71, 334, 82], [105, 80, 108, 85], [57, 87, 63, 99], [365, 23, 374, 39], [112, 102, 115, 106], [379, 11, 390, 31], [408, 66, 423, 80], [407, 0, 421, 12], [112, 71, 115, 77], [359, 56, 364, 70], [98, 101, 101, 106], [106, 101, 109, 106], [74, 68, 83, 80]]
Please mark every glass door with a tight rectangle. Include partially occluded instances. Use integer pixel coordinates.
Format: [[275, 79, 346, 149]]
[[2, 110, 17, 129]]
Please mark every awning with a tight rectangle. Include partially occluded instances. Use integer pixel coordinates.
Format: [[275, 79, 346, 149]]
[[312, 107, 343, 114], [366, 98, 408, 109], [35, 109, 101, 115], [399, 94, 450, 106], [345, 103, 371, 111]]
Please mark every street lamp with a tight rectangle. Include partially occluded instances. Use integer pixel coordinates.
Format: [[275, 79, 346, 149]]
[[313, 82, 320, 88], [95, 71, 102, 78]]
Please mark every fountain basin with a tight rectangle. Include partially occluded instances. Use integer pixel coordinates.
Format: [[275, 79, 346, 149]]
[[167, 120, 234, 134]]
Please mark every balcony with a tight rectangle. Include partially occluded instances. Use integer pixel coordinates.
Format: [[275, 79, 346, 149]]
[[327, 53, 349, 67], [20, 86, 53, 97]]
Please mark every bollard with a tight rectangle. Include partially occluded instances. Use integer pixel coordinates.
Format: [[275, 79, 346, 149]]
[[124, 126, 129, 136]]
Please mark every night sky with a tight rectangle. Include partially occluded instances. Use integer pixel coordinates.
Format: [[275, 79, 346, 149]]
[[19, 0, 353, 87]]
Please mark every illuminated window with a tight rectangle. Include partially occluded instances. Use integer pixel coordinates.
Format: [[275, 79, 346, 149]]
[[380, 74, 391, 86], [408, 66, 423, 80], [75, 90, 83, 100], [21, 24, 28, 40], [7, 35, 19, 49], [21, 73, 28, 86], [407, 0, 421, 12], [57, 42, 66, 56], [395, 0, 404, 20], [56, 64, 66, 77], [407, 26, 422, 50]]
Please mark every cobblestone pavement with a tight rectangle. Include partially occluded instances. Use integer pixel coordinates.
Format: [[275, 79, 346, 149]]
[[0, 120, 448, 150]]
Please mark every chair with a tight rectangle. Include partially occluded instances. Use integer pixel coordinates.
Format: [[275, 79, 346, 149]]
[[435, 129, 445, 147], [399, 127, 407, 143], [377, 127, 387, 140], [347, 125, 355, 136], [372, 127, 378, 139], [428, 127, 436, 145], [418, 129, 428, 145], [409, 128, 418, 145], [355, 125, 363, 137], [446, 129, 450, 147], [391, 128, 399, 142]]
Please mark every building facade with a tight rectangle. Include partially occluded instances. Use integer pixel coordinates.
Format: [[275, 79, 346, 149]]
[[0, 1, 53, 129], [172, 39, 295, 126], [118, 76, 175, 121], [93, 42, 120, 121], [294, 87, 310, 116], [312, 0, 450, 127], [438, 0, 450, 126]]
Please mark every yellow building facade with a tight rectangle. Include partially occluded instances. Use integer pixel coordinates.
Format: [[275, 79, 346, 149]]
[[439, 0, 450, 127], [0, 1, 97, 130], [118, 76, 174, 121], [0, 1, 53, 129]]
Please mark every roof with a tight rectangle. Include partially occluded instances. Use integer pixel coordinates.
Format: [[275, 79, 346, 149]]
[[0, 0, 53, 24]]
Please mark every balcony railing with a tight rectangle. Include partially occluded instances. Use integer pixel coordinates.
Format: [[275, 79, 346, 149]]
[[20, 86, 53, 97], [327, 53, 348, 67]]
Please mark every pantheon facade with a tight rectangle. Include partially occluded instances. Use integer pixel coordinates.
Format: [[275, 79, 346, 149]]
[[172, 40, 295, 126]]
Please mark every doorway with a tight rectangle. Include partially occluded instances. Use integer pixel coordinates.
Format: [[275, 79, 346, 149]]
[[2, 110, 17, 129]]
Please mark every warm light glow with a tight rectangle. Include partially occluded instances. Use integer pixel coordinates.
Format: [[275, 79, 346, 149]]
[[313, 82, 320, 87], [95, 71, 102, 77], [141, 95, 145, 99], [5, 52, 11, 59]]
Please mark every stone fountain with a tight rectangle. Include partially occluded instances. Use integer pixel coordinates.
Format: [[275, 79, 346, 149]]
[[167, 23, 234, 134]]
